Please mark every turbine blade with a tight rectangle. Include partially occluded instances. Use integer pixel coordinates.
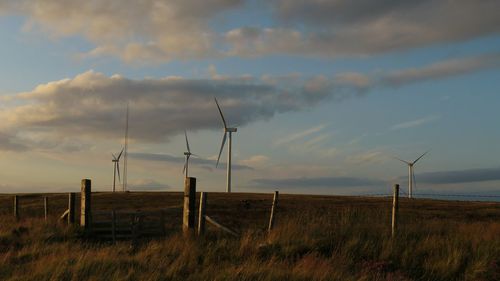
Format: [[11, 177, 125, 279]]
[[183, 161, 187, 174], [214, 97, 228, 129], [185, 130, 190, 153], [393, 156, 410, 165], [117, 147, 124, 160], [413, 150, 429, 164], [191, 153, 200, 158], [117, 162, 121, 183], [216, 132, 227, 167], [112, 153, 116, 160]]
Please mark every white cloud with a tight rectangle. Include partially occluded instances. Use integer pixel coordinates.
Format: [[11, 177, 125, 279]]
[[1, 1, 499, 62], [382, 53, 500, 86], [0, 71, 361, 151], [302, 133, 331, 148], [346, 151, 385, 165], [275, 124, 337, 159], [2, 0, 243, 62], [274, 124, 327, 146], [239, 155, 270, 168], [391, 115, 439, 130], [334, 72, 371, 90], [0, 51, 497, 153]]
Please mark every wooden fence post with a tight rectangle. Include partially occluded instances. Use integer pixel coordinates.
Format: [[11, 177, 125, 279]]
[[198, 192, 207, 236], [44, 197, 48, 221], [268, 191, 279, 233], [80, 179, 92, 229], [392, 184, 399, 237], [13, 195, 18, 219], [183, 177, 196, 234], [68, 193, 76, 224]]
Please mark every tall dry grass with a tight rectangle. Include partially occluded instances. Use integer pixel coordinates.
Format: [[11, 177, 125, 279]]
[[0, 195, 499, 281]]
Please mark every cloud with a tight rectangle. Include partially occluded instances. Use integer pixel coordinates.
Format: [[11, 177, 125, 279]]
[[252, 176, 386, 188], [277, 0, 500, 56], [227, 1, 500, 58], [0, 71, 359, 150], [238, 155, 269, 167], [0, 131, 29, 152], [129, 152, 252, 170], [1, 1, 499, 61], [0, 130, 91, 153], [382, 53, 500, 86], [1, 0, 243, 62], [0, 52, 498, 152], [334, 72, 371, 91], [415, 167, 500, 184], [302, 133, 331, 148], [346, 151, 385, 165], [274, 124, 327, 145], [338, 52, 500, 91], [391, 115, 439, 130], [274, 123, 338, 158]]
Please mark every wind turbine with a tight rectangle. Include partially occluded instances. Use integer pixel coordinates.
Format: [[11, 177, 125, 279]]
[[112, 148, 124, 192], [395, 151, 429, 199], [122, 104, 129, 192], [183, 131, 198, 177], [215, 97, 237, 193]]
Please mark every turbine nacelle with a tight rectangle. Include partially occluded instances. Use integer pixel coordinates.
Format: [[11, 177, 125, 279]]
[[112, 148, 124, 162], [225, 127, 237, 133], [111, 147, 124, 192], [183, 130, 199, 176]]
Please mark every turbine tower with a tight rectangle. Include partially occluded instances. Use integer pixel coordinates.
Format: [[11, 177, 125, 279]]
[[112, 148, 124, 192], [215, 97, 237, 193], [122, 104, 129, 192], [183, 130, 198, 177], [395, 151, 429, 199]]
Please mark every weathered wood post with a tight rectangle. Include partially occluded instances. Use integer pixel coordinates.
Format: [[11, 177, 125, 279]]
[[268, 191, 279, 233], [13, 195, 19, 219], [68, 193, 76, 224], [44, 196, 48, 221], [80, 179, 92, 229], [183, 177, 196, 234], [392, 184, 399, 237], [197, 192, 207, 236]]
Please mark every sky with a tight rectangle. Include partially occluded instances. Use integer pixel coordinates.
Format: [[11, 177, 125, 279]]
[[0, 0, 499, 198]]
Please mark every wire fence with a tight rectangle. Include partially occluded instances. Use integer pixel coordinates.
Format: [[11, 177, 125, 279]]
[[91, 185, 500, 199], [2, 186, 499, 201], [358, 192, 500, 200]]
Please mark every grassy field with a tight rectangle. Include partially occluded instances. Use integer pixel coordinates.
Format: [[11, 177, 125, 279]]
[[0, 192, 499, 281]]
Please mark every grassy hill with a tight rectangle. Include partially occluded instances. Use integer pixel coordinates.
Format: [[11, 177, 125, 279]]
[[0, 192, 499, 280]]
